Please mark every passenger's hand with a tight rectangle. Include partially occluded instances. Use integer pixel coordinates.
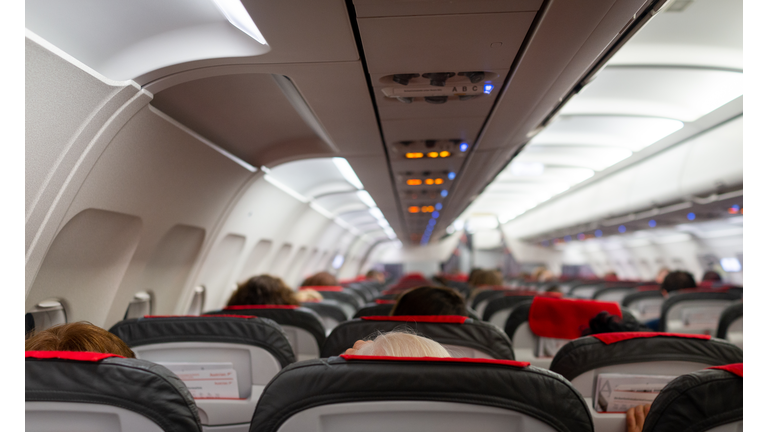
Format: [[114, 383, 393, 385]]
[[626, 404, 651, 432], [344, 339, 373, 355]]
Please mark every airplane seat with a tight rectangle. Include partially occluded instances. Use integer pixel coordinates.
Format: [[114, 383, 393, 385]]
[[26, 350, 202, 432], [470, 287, 510, 316], [352, 299, 395, 318], [342, 283, 378, 302], [483, 291, 563, 328], [622, 289, 665, 322], [206, 305, 326, 361], [109, 315, 295, 432], [567, 283, 605, 299], [660, 291, 742, 335], [643, 364, 743, 432], [548, 333, 742, 432], [299, 286, 363, 316], [298, 300, 348, 334], [716, 302, 743, 349], [503, 297, 633, 369], [443, 280, 472, 297], [248, 356, 593, 432], [592, 284, 656, 303], [321, 315, 515, 360]]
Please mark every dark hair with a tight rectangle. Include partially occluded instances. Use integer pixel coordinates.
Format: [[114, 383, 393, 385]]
[[25, 321, 136, 358], [301, 271, 338, 287], [468, 269, 503, 288], [661, 270, 697, 293], [391, 286, 467, 316], [227, 275, 300, 306], [581, 312, 650, 336], [702, 270, 722, 282]]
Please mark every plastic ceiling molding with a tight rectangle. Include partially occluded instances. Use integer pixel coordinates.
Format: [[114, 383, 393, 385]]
[[26, 0, 271, 81]]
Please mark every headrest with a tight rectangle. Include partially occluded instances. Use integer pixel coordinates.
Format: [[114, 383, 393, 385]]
[[208, 305, 326, 348], [361, 315, 468, 324], [550, 332, 743, 380], [109, 315, 296, 367], [340, 354, 530, 367], [25, 350, 124, 361], [591, 332, 711, 345], [636, 285, 660, 291], [401, 272, 426, 281], [708, 363, 743, 377], [299, 285, 344, 292], [26, 351, 202, 432], [375, 299, 396, 304], [528, 297, 622, 339], [224, 305, 298, 310], [249, 356, 592, 432]]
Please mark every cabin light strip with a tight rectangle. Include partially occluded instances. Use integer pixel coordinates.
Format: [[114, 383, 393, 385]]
[[211, 0, 267, 45], [273, 75, 339, 152], [151, 107, 257, 172]]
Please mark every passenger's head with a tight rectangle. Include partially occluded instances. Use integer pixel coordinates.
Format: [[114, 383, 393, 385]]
[[580, 312, 650, 336], [702, 270, 722, 282], [25, 322, 136, 358], [660, 270, 696, 294], [538, 269, 555, 282], [544, 284, 562, 294], [467, 268, 483, 286], [301, 271, 338, 287], [227, 274, 300, 307], [469, 269, 503, 288], [346, 331, 451, 358], [655, 267, 670, 284], [391, 286, 467, 317], [365, 270, 385, 283], [603, 271, 619, 281], [295, 288, 323, 302]]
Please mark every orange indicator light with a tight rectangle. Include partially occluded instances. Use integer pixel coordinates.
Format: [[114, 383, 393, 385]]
[[427, 152, 439, 158], [407, 179, 422, 185], [421, 206, 435, 213], [408, 206, 420, 213], [425, 179, 434, 185], [406, 152, 424, 159], [439, 151, 451, 157], [435, 178, 444, 185]]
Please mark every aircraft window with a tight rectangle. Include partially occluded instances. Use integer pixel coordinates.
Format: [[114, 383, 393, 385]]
[[270, 243, 294, 276], [331, 253, 345, 270], [26, 300, 67, 335], [124, 291, 153, 320], [186, 285, 206, 316], [239, 239, 273, 280]]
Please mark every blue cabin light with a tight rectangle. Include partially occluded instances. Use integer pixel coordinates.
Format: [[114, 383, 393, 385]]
[[595, 229, 603, 237], [687, 212, 696, 221], [618, 225, 626, 233], [483, 84, 494, 94], [648, 220, 657, 228], [436, 203, 443, 210], [448, 171, 456, 180], [441, 190, 448, 197], [459, 143, 468, 152]]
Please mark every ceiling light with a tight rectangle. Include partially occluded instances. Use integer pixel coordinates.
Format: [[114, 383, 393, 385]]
[[427, 152, 439, 158], [459, 143, 469, 152], [509, 162, 545, 176], [357, 190, 376, 208], [407, 179, 423, 186], [369, 208, 385, 220], [448, 172, 456, 180], [515, 146, 633, 171], [441, 190, 448, 197], [439, 151, 451, 157], [377, 219, 390, 229], [425, 179, 434, 185], [406, 152, 424, 159], [333, 157, 364, 189], [483, 84, 494, 94], [409, 206, 419, 213], [211, 0, 267, 44]]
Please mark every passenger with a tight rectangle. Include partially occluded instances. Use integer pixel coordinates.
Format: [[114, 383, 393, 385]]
[[530, 266, 546, 282], [702, 270, 722, 282], [581, 311, 650, 336], [643, 270, 697, 330], [365, 269, 385, 283], [466, 268, 483, 286], [295, 288, 324, 302], [655, 267, 670, 284], [391, 286, 468, 316], [538, 269, 556, 282], [227, 274, 300, 307], [469, 269, 503, 288], [25, 321, 136, 358], [625, 404, 651, 432], [300, 271, 338, 287], [604, 271, 619, 281], [344, 331, 451, 358], [544, 284, 562, 295]]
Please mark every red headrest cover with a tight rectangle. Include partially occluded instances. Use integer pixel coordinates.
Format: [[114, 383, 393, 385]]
[[299, 286, 344, 292], [25, 351, 124, 361], [143, 314, 260, 319], [591, 332, 711, 344], [340, 354, 529, 367], [361, 315, 468, 324], [375, 299, 396, 305], [528, 297, 621, 339], [708, 363, 743, 377], [224, 305, 298, 310]]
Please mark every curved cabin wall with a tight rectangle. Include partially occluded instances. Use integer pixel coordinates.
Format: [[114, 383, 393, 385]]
[[25, 35, 371, 328]]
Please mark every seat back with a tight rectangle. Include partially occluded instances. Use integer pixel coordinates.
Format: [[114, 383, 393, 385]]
[[716, 302, 743, 348], [503, 297, 625, 368], [593, 285, 654, 303], [299, 300, 348, 333], [643, 364, 743, 432], [301, 286, 363, 315], [483, 291, 563, 328], [660, 291, 742, 334], [109, 315, 295, 431], [470, 287, 510, 315], [26, 351, 202, 432], [567, 283, 605, 299], [207, 306, 326, 361], [621, 289, 665, 321], [248, 356, 593, 432], [352, 300, 395, 318], [321, 315, 515, 360], [549, 334, 742, 432]]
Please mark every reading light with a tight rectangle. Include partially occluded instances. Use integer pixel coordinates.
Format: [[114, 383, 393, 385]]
[[425, 179, 434, 185], [448, 172, 456, 180], [439, 151, 451, 158], [211, 0, 268, 44], [409, 206, 419, 213], [435, 178, 444, 185], [459, 143, 468, 152], [333, 157, 363, 189], [618, 225, 626, 233], [436, 203, 443, 210], [406, 152, 424, 159], [483, 84, 494, 94], [421, 206, 435, 213], [407, 179, 422, 185], [441, 190, 448, 197], [427, 152, 439, 158], [687, 212, 696, 221], [357, 190, 376, 208]]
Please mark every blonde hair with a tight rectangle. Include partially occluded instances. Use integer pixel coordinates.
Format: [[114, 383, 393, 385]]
[[295, 289, 324, 302], [356, 331, 451, 358]]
